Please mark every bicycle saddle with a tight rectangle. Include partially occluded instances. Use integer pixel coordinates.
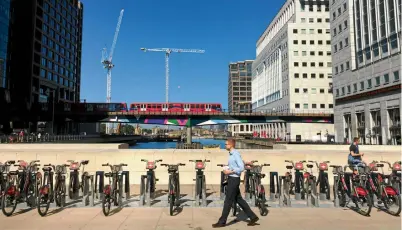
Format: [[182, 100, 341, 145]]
[[286, 165, 293, 170], [376, 163, 384, 168], [307, 164, 314, 168], [261, 173, 266, 178], [105, 172, 112, 177], [8, 171, 18, 176], [168, 165, 179, 172], [81, 160, 89, 165], [42, 167, 52, 172]]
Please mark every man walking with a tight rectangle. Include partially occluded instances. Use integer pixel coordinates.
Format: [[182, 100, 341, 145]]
[[212, 139, 259, 228]]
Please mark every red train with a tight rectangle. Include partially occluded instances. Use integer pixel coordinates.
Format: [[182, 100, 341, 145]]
[[129, 102, 222, 112]]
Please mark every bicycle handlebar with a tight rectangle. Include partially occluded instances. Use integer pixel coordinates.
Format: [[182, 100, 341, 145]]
[[217, 164, 228, 167], [5, 160, 15, 165], [141, 159, 163, 162], [44, 164, 56, 170], [189, 159, 210, 162], [161, 163, 186, 166]]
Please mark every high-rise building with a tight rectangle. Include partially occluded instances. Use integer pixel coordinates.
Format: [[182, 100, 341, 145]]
[[7, 0, 83, 114], [251, 0, 335, 142], [0, 0, 10, 89], [330, 0, 401, 145], [228, 60, 253, 112]]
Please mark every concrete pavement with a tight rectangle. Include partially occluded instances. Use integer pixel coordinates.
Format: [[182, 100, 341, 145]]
[[0, 207, 400, 230]]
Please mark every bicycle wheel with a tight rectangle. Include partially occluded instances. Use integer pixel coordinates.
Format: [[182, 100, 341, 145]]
[[324, 176, 330, 200], [168, 175, 175, 216], [258, 185, 268, 216], [334, 181, 347, 207], [55, 180, 66, 207], [37, 185, 50, 217], [299, 177, 305, 200], [68, 176, 74, 199], [102, 185, 111, 216], [354, 186, 372, 216], [383, 186, 401, 216], [1, 185, 18, 216]]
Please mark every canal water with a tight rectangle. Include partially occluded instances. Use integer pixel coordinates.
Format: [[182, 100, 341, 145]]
[[129, 138, 270, 149]]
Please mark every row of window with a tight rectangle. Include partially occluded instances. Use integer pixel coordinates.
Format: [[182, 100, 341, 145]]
[[332, 1, 348, 21], [40, 56, 75, 81], [357, 35, 399, 65], [300, 18, 330, 24], [44, 0, 78, 27], [39, 67, 75, 89], [335, 71, 400, 97], [293, 28, 330, 35], [333, 37, 349, 53], [300, 2, 329, 12], [293, 40, 331, 45], [294, 62, 332, 68], [294, 88, 332, 94], [41, 46, 75, 74], [295, 103, 334, 109], [42, 23, 76, 52], [41, 33, 76, 65], [294, 50, 332, 57], [333, 20, 348, 37], [294, 73, 332, 79], [334, 61, 350, 74]]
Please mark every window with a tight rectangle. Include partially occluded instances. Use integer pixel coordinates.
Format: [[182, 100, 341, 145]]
[[344, 20, 348, 29], [329, 104, 334, 109], [384, 74, 389, 83], [346, 61, 350, 70], [303, 73, 308, 78], [319, 89, 324, 94], [294, 51, 299, 56], [301, 18, 306, 23], [294, 62, 299, 67], [320, 104, 325, 109], [375, 76, 381, 86], [311, 88, 317, 94], [343, 2, 347, 11], [311, 73, 316, 78], [338, 24, 342, 33], [293, 40, 298, 44], [295, 88, 300, 93], [327, 62, 332, 67], [303, 103, 309, 109], [353, 83, 357, 92], [303, 88, 308, 93], [347, 85, 351, 93], [40, 68, 46, 78], [394, 71, 400, 81], [333, 28, 337, 36], [318, 18, 322, 23], [293, 29, 298, 33], [338, 7, 341, 16], [312, 104, 317, 108], [301, 29, 306, 34], [302, 51, 306, 56], [334, 44, 338, 52], [326, 40, 331, 45], [345, 37, 349, 46], [381, 39, 388, 53], [318, 40, 323, 45], [310, 51, 315, 56], [318, 51, 323, 56], [310, 40, 315, 45], [367, 79, 372, 88], [47, 72, 52, 80], [326, 18, 330, 22], [335, 66, 339, 74], [309, 29, 314, 34], [295, 103, 300, 109], [360, 81, 364, 90], [336, 88, 339, 96], [333, 12, 336, 20], [319, 73, 324, 78], [302, 40, 306, 44], [340, 41, 343, 49], [328, 73, 333, 78], [319, 62, 324, 67], [340, 64, 344, 72], [309, 18, 314, 23], [302, 62, 307, 67], [294, 73, 300, 78]]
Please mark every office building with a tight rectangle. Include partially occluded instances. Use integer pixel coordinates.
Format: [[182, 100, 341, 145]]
[[7, 0, 83, 115], [330, 0, 401, 145], [251, 0, 335, 141], [0, 0, 10, 89], [228, 60, 253, 112]]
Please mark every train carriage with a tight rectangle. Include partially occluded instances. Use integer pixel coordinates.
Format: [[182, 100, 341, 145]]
[[129, 102, 222, 113]]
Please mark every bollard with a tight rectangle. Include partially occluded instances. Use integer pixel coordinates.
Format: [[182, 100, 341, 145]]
[[95, 171, 104, 201], [319, 170, 329, 200], [269, 172, 279, 200], [139, 175, 146, 206], [308, 176, 319, 207], [278, 176, 291, 207], [294, 171, 302, 200], [122, 171, 130, 200], [219, 171, 225, 200]]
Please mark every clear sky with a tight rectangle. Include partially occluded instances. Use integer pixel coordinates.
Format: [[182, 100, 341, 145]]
[[80, 0, 285, 109]]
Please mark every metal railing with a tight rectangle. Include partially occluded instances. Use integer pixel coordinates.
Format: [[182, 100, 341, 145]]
[[0, 134, 84, 143]]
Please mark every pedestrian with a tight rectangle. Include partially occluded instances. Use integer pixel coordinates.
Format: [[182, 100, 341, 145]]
[[348, 137, 367, 173], [212, 138, 259, 228]]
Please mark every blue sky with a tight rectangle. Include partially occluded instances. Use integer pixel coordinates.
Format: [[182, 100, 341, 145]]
[[80, 0, 285, 109]]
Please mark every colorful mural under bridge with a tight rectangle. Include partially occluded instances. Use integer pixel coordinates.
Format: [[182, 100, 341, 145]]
[[102, 115, 333, 127]]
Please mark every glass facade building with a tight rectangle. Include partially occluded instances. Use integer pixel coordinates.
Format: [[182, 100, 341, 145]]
[[0, 0, 10, 89]]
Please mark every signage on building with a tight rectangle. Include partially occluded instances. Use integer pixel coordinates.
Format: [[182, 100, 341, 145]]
[[336, 84, 401, 104]]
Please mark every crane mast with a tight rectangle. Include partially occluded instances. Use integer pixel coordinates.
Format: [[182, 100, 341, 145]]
[[101, 9, 124, 134], [140, 48, 205, 103]]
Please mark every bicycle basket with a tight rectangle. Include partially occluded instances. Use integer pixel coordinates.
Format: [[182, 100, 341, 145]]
[[244, 162, 253, 170], [195, 162, 205, 170], [112, 165, 123, 172], [368, 163, 377, 171], [393, 163, 401, 171], [332, 166, 343, 174], [295, 162, 304, 170], [56, 165, 67, 174], [69, 162, 79, 170], [18, 160, 28, 169], [319, 163, 328, 171], [146, 161, 155, 170], [253, 166, 263, 174]]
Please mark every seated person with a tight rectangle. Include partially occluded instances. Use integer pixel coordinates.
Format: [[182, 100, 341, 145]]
[[348, 137, 366, 173]]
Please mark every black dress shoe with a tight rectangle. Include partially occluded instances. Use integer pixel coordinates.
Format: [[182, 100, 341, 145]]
[[212, 222, 226, 228], [247, 217, 259, 226]]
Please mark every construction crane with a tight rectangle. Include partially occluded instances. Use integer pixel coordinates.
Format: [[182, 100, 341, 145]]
[[140, 48, 205, 103], [101, 9, 124, 134]]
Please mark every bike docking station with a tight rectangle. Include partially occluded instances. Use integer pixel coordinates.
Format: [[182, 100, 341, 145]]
[[94, 169, 130, 206], [139, 159, 162, 207], [189, 159, 209, 207], [66, 160, 95, 207]]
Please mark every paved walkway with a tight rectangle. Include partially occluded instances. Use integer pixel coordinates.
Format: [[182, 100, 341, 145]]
[[0, 207, 400, 230]]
